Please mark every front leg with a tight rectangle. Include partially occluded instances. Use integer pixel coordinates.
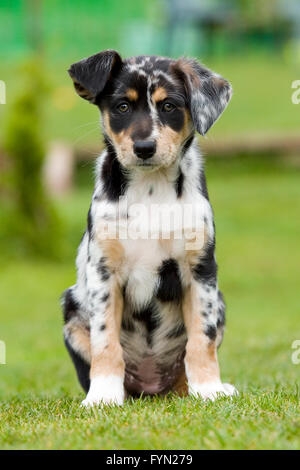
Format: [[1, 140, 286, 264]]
[[82, 250, 125, 407], [183, 278, 237, 401]]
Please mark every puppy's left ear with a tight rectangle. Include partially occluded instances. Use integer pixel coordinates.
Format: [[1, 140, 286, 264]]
[[68, 49, 122, 103], [172, 58, 232, 135]]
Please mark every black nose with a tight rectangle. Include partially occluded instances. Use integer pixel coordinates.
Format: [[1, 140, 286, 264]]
[[133, 140, 156, 160]]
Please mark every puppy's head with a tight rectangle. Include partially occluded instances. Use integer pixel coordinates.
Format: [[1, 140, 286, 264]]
[[69, 50, 232, 170]]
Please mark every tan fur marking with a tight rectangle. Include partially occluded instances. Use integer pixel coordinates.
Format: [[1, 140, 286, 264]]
[[126, 88, 138, 101], [72, 80, 94, 101], [64, 320, 91, 363], [99, 238, 124, 272], [90, 280, 125, 379], [176, 59, 201, 86], [95, 219, 125, 276], [155, 109, 192, 167], [159, 109, 191, 145], [185, 226, 209, 268], [212, 76, 226, 89], [183, 284, 220, 384], [172, 369, 188, 396], [102, 110, 135, 166], [152, 86, 167, 103]]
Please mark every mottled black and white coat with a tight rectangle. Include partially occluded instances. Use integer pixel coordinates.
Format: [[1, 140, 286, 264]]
[[62, 50, 238, 406]]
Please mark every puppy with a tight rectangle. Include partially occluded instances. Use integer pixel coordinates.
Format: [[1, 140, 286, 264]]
[[62, 50, 237, 406]]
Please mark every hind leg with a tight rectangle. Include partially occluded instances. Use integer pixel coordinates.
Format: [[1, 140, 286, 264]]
[[62, 288, 91, 393], [64, 334, 90, 393], [216, 290, 226, 348]]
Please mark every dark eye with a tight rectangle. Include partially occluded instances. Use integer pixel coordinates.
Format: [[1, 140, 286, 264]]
[[162, 102, 175, 112], [117, 102, 129, 113]]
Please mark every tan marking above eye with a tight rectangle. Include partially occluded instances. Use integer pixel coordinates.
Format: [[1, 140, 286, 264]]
[[126, 88, 138, 101], [152, 86, 168, 103]]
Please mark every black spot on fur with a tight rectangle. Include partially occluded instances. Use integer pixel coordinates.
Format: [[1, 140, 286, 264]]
[[157, 259, 182, 303], [192, 241, 217, 285], [167, 323, 186, 338], [175, 170, 184, 198], [62, 288, 80, 324], [121, 317, 135, 333], [158, 105, 185, 132], [99, 324, 106, 331], [97, 257, 110, 281], [87, 205, 93, 237], [101, 292, 110, 302], [198, 167, 209, 201], [64, 336, 90, 393], [198, 168, 209, 200], [101, 138, 128, 201], [204, 324, 217, 341], [182, 134, 194, 154], [93, 192, 103, 202], [132, 303, 160, 346], [217, 290, 226, 329], [122, 282, 128, 298]]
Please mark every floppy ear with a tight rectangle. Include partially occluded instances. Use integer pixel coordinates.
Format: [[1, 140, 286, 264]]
[[68, 50, 122, 103], [172, 58, 232, 135]]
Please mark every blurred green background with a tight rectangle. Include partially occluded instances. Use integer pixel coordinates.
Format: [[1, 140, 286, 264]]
[[0, 0, 299, 450]]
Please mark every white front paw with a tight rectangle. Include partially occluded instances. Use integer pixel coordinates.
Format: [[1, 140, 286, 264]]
[[81, 375, 125, 408], [189, 381, 238, 401]]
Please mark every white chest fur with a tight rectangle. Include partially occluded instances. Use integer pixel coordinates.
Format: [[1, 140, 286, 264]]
[[94, 163, 213, 310]]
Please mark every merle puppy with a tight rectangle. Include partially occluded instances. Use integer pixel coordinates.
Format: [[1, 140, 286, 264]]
[[62, 50, 238, 406]]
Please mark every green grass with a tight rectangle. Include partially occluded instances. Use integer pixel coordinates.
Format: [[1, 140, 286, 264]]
[[0, 156, 300, 450]]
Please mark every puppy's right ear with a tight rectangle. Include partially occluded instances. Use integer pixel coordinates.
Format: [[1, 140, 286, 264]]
[[68, 50, 122, 103]]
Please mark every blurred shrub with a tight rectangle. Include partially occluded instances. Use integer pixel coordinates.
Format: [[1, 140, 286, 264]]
[[2, 57, 62, 259], [236, 0, 286, 28]]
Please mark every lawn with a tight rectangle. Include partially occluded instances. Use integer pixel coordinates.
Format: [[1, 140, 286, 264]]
[[0, 155, 299, 450]]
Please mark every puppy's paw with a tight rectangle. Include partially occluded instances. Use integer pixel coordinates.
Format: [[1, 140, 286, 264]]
[[81, 375, 125, 408], [81, 396, 123, 408], [189, 381, 238, 401]]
